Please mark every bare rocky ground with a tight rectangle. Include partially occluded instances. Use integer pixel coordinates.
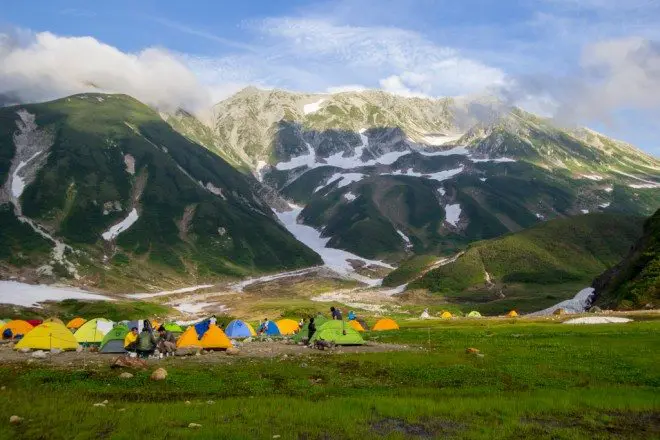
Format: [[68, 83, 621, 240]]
[[0, 340, 413, 367]]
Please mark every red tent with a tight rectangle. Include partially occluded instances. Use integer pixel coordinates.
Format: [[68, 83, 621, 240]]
[[26, 319, 43, 327]]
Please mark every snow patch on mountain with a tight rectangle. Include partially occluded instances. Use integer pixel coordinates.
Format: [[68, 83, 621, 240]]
[[344, 192, 357, 201], [0, 281, 112, 307], [421, 133, 464, 146], [396, 229, 413, 251], [102, 208, 139, 241], [11, 151, 43, 198], [315, 173, 366, 192], [417, 145, 470, 156], [274, 204, 392, 279], [275, 142, 317, 170], [382, 166, 464, 183], [528, 287, 595, 316], [444, 204, 462, 226], [303, 98, 326, 114], [599, 202, 611, 208]]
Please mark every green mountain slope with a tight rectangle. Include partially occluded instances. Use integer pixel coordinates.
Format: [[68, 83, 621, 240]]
[[592, 209, 660, 309], [0, 93, 320, 291], [408, 213, 644, 294]]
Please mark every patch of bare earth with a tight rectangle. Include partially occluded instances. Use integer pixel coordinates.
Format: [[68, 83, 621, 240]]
[[370, 417, 465, 438]]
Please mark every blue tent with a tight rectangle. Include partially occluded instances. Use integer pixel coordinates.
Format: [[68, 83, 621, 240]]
[[224, 320, 255, 338], [193, 319, 211, 339], [257, 320, 281, 336]]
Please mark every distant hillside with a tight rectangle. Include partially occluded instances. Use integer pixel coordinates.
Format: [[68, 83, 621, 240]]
[[592, 209, 660, 309], [0, 93, 320, 291], [408, 213, 644, 294]]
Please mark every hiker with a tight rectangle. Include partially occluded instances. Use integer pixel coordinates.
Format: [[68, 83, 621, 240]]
[[298, 318, 304, 329], [209, 315, 217, 326], [258, 318, 269, 335], [135, 327, 157, 359], [2, 328, 12, 340], [124, 327, 138, 351], [347, 310, 356, 321], [308, 317, 316, 341], [157, 326, 177, 356], [420, 308, 430, 319], [330, 306, 342, 320]]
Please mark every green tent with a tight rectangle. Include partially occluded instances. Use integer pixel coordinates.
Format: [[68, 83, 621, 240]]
[[310, 320, 365, 345], [467, 311, 482, 318], [163, 323, 184, 334], [100, 325, 129, 353], [293, 315, 329, 343]]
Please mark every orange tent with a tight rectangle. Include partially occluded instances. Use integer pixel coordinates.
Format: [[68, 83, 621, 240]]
[[1, 320, 34, 338], [66, 317, 86, 330], [372, 318, 399, 331], [176, 326, 202, 348], [349, 320, 365, 332], [200, 325, 232, 350], [275, 319, 299, 335]]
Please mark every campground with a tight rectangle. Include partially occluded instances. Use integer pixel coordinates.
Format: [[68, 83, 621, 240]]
[[1, 317, 659, 439]]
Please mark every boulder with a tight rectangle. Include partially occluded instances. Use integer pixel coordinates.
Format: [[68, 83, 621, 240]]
[[119, 372, 134, 379], [225, 347, 240, 356], [175, 348, 200, 357], [111, 356, 148, 370], [31, 350, 47, 359], [50, 348, 63, 355], [150, 368, 167, 381], [9, 416, 22, 425], [188, 423, 202, 429], [19, 348, 31, 354]]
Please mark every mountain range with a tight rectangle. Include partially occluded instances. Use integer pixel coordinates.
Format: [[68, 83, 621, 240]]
[[1, 87, 659, 294]]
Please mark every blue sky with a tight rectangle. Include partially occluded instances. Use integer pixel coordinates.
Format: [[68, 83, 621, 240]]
[[2, 0, 660, 155]]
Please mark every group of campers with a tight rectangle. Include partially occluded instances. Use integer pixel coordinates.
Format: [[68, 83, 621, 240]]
[[123, 321, 177, 358]]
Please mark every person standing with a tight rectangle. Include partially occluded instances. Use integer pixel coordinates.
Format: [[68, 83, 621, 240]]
[[258, 318, 269, 335], [330, 307, 342, 320], [209, 315, 217, 326], [308, 317, 316, 341]]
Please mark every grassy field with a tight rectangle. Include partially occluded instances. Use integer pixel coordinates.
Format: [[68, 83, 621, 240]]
[[1, 318, 659, 439]]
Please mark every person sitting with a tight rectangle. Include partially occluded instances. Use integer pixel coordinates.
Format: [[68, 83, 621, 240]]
[[308, 317, 316, 342], [124, 327, 138, 352], [157, 326, 177, 357], [257, 318, 269, 336], [135, 327, 157, 359], [347, 311, 356, 321], [2, 328, 12, 340], [330, 306, 342, 320]]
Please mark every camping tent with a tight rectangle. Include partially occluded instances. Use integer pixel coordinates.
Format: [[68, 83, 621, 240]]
[[1, 320, 34, 339], [275, 319, 299, 335], [293, 316, 329, 343], [74, 318, 114, 345], [441, 311, 453, 319], [225, 320, 256, 339], [372, 318, 399, 331], [310, 320, 364, 345], [100, 326, 130, 353], [66, 317, 87, 330], [176, 326, 202, 348], [553, 308, 565, 315], [200, 325, 232, 350], [151, 320, 160, 330], [467, 311, 482, 318], [26, 319, 43, 327], [14, 322, 78, 351], [44, 317, 64, 325], [257, 320, 281, 336], [349, 320, 365, 332], [506, 310, 519, 318], [163, 323, 184, 334]]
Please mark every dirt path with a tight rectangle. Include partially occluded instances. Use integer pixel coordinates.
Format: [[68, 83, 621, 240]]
[[0, 340, 414, 367]]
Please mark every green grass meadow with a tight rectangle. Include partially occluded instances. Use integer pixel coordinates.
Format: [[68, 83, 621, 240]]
[[1, 319, 659, 439]]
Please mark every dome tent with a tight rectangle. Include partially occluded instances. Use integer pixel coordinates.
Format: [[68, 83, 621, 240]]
[[506, 310, 519, 318], [372, 318, 399, 331], [44, 317, 64, 325], [66, 317, 86, 330], [177, 326, 202, 348], [441, 311, 453, 319], [225, 320, 256, 339], [349, 320, 365, 332], [1, 320, 34, 339], [467, 311, 482, 318], [275, 319, 299, 335], [257, 320, 281, 336], [75, 318, 114, 345], [310, 320, 364, 345], [200, 325, 232, 350], [100, 325, 130, 353], [15, 322, 78, 351], [163, 323, 184, 334]]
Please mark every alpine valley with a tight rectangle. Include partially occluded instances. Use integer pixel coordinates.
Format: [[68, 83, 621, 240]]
[[1, 88, 659, 311]]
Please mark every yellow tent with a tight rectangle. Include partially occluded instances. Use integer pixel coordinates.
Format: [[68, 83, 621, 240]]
[[441, 311, 453, 319], [349, 320, 365, 332], [1, 320, 34, 338], [15, 322, 78, 351], [507, 310, 519, 318], [74, 318, 114, 344], [176, 326, 202, 348], [66, 317, 86, 330], [200, 325, 232, 350], [275, 319, 299, 335], [372, 318, 399, 331], [44, 317, 64, 325]]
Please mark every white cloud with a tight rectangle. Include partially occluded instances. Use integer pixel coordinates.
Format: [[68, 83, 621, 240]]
[[0, 31, 212, 112]]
